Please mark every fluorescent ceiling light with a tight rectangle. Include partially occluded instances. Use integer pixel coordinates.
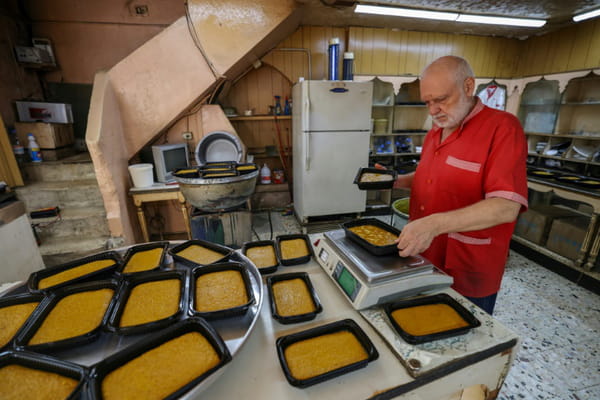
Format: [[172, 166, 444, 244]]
[[355, 4, 546, 28], [355, 4, 458, 21], [573, 8, 600, 22], [457, 14, 546, 27]]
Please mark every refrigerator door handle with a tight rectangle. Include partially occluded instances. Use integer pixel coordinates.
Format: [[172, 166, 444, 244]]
[[304, 97, 311, 170]]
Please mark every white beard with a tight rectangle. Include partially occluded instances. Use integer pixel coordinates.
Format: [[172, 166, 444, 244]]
[[432, 94, 473, 129]]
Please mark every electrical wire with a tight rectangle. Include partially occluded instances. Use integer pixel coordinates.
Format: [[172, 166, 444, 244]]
[[184, 0, 221, 80]]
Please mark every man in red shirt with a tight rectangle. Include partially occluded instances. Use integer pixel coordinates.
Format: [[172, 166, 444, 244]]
[[393, 56, 528, 314]]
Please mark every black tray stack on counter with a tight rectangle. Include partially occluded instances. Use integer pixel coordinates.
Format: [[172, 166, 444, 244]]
[[342, 218, 401, 256], [276, 319, 379, 388], [267, 272, 323, 324], [275, 234, 314, 266], [0, 238, 261, 399], [107, 270, 188, 336], [241, 240, 280, 275], [189, 262, 255, 320], [353, 167, 397, 190], [383, 293, 481, 345]]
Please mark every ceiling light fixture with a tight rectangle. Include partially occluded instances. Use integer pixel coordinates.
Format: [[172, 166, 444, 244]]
[[355, 4, 546, 28], [456, 14, 546, 27], [573, 8, 600, 22], [355, 4, 458, 21]]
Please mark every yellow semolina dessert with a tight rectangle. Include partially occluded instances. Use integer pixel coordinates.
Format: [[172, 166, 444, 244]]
[[38, 259, 115, 289], [284, 330, 368, 380], [29, 289, 114, 345], [246, 245, 277, 269], [359, 172, 393, 183], [195, 270, 248, 312], [101, 332, 221, 400], [236, 165, 256, 171], [348, 225, 397, 247], [122, 248, 163, 274], [280, 238, 310, 260], [0, 364, 78, 400], [175, 244, 225, 265], [272, 278, 315, 317], [0, 302, 39, 348], [203, 172, 236, 178], [119, 279, 180, 327], [175, 169, 198, 174], [390, 303, 470, 337]]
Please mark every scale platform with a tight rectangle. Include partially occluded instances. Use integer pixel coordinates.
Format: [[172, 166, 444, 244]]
[[315, 229, 453, 309]]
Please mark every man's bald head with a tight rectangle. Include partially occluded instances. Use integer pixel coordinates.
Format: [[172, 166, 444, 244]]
[[422, 56, 474, 89]]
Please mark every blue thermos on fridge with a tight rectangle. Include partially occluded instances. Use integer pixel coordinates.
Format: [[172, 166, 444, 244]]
[[328, 37, 340, 80]]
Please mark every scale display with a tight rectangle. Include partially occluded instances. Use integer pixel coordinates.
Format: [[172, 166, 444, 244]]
[[333, 262, 361, 301]]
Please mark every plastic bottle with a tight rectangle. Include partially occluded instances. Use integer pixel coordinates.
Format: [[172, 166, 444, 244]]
[[343, 52, 354, 81], [283, 96, 291, 115], [27, 133, 42, 162], [12, 137, 26, 166], [328, 37, 340, 80], [274, 96, 282, 115], [260, 163, 271, 184]]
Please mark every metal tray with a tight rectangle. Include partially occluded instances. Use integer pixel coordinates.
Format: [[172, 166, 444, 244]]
[[242, 240, 279, 275], [383, 293, 481, 344], [0, 243, 263, 399], [169, 239, 233, 268], [276, 234, 314, 266], [189, 262, 255, 320], [353, 167, 397, 190], [88, 318, 232, 400], [528, 169, 556, 179], [118, 241, 169, 275], [276, 318, 379, 388], [0, 350, 87, 400], [107, 270, 188, 335], [16, 279, 121, 353], [28, 251, 121, 292], [341, 218, 401, 256], [267, 272, 323, 325]]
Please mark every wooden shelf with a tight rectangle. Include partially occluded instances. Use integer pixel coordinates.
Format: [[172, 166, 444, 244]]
[[228, 115, 291, 121], [528, 153, 600, 166]]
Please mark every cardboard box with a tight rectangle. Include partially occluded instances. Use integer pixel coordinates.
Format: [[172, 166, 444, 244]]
[[15, 122, 74, 149], [16, 101, 73, 123], [546, 217, 589, 260], [514, 205, 581, 245]]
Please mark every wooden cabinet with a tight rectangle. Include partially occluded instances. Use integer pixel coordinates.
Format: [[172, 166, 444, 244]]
[[369, 79, 431, 175], [516, 72, 600, 276], [522, 73, 600, 176]]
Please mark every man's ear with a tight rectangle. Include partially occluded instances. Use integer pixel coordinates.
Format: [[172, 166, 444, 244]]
[[464, 76, 475, 96]]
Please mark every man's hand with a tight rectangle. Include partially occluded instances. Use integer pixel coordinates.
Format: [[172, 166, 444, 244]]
[[395, 215, 439, 257]]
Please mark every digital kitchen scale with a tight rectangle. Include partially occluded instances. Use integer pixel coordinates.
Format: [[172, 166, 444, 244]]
[[315, 229, 453, 309]]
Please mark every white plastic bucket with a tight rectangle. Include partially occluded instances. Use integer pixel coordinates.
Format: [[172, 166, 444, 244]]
[[128, 163, 154, 188]]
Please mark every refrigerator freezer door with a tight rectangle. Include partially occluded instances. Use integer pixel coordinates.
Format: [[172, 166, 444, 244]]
[[300, 81, 373, 132], [293, 130, 369, 222]]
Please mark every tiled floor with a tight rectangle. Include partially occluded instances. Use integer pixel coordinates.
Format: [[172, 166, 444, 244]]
[[252, 211, 600, 399]]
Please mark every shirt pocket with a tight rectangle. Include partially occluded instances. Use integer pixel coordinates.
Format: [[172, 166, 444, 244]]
[[437, 155, 484, 202]]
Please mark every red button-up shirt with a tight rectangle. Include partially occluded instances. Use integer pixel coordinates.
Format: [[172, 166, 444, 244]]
[[410, 99, 528, 297]]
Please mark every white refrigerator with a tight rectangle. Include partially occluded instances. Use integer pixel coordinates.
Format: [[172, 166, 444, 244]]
[[292, 80, 373, 223]]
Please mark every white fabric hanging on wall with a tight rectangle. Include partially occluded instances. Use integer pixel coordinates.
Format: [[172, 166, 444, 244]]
[[477, 84, 506, 110]]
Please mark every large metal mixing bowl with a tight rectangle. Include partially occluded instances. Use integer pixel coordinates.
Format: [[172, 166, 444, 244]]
[[174, 170, 258, 210]]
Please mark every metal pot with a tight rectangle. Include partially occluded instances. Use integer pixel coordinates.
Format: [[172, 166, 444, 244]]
[[174, 170, 258, 210]]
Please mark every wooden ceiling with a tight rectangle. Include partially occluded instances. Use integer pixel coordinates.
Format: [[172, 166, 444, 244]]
[[299, 0, 600, 38]]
